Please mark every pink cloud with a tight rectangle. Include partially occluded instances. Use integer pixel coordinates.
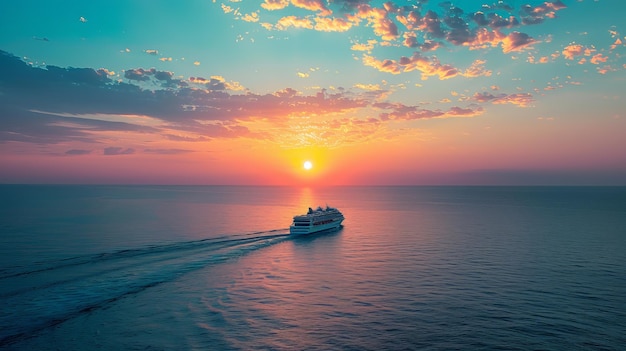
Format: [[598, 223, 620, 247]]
[[399, 53, 458, 80], [418, 10, 445, 38], [465, 29, 536, 53], [590, 53, 608, 65], [473, 92, 534, 107], [501, 32, 537, 53], [446, 106, 484, 117], [597, 65, 614, 75], [376, 103, 483, 121]]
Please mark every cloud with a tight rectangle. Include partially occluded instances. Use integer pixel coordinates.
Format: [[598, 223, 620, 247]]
[[353, 4, 399, 41], [463, 59, 492, 77], [240, 12, 260, 22], [472, 92, 534, 107], [353, 83, 381, 91], [377, 102, 483, 121], [261, 0, 289, 11], [501, 31, 537, 53], [351, 39, 377, 52], [163, 134, 210, 142], [143, 148, 194, 155], [562, 44, 585, 60], [103, 147, 135, 155], [291, 0, 331, 16], [124, 68, 153, 81], [522, 1, 567, 18], [399, 53, 458, 79], [221, 3, 234, 14], [446, 106, 484, 117], [364, 53, 496, 80], [610, 38, 624, 50], [418, 10, 445, 38], [463, 28, 537, 53], [590, 53, 608, 65], [65, 149, 91, 155], [597, 65, 614, 75], [314, 17, 353, 32], [0, 44, 550, 152], [487, 14, 519, 29], [274, 115, 389, 148], [0, 50, 383, 148], [250, 0, 565, 78], [275, 16, 313, 30]]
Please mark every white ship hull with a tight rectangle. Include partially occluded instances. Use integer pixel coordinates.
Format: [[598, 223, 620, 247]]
[[289, 206, 344, 235], [289, 218, 344, 235]]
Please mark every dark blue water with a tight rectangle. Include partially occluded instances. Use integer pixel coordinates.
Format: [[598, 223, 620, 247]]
[[1, 185, 625, 350]]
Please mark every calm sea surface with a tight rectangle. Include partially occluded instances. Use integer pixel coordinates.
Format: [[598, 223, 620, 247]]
[[0, 185, 625, 350]]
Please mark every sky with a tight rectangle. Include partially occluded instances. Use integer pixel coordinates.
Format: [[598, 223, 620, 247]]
[[0, 0, 625, 185]]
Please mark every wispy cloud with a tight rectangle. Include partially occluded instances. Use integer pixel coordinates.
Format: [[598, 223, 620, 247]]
[[65, 149, 91, 155], [143, 148, 194, 155], [104, 147, 134, 156]]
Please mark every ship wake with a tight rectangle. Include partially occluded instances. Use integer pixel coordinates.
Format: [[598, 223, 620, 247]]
[[0, 230, 290, 347]]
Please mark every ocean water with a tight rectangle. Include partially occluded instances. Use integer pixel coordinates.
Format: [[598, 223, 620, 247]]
[[1, 185, 625, 350]]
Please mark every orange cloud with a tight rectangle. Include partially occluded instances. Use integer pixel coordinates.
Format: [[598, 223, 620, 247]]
[[351, 39, 377, 52], [501, 31, 537, 53], [240, 12, 260, 23], [465, 28, 536, 53], [362, 54, 401, 74], [464, 59, 492, 78], [275, 16, 313, 30], [353, 4, 398, 41], [261, 0, 289, 11], [314, 17, 352, 32], [364, 53, 494, 80], [562, 44, 584, 60], [363, 53, 459, 80], [590, 53, 608, 65], [291, 0, 331, 16], [610, 38, 623, 50]]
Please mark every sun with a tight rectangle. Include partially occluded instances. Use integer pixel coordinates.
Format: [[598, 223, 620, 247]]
[[303, 160, 313, 170]]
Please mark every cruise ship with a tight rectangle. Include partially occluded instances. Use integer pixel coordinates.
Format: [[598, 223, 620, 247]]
[[289, 206, 344, 235]]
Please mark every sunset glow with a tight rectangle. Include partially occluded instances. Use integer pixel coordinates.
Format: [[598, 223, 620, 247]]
[[0, 1, 625, 185]]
